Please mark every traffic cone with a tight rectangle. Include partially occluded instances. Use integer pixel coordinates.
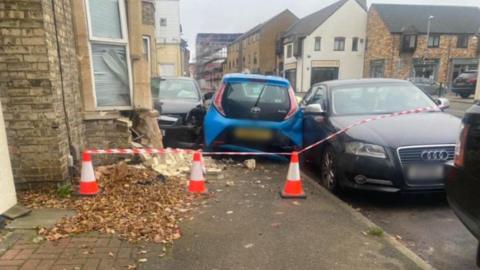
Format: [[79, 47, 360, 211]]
[[188, 151, 208, 194], [79, 152, 100, 196], [281, 152, 306, 199]]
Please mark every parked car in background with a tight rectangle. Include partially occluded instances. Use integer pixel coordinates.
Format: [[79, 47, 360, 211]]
[[204, 74, 302, 153], [452, 71, 478, 99], [151, 77, 208, 148], [445, 103, 480, 267], [408, 77, 446, 97], [301, 79, 459, 193]]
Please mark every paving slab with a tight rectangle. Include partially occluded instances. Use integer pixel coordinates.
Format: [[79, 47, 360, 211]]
[[3, 204, 31, 219], [6, 208, 76, 230]]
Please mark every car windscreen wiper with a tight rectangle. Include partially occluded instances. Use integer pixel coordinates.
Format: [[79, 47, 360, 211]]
[[252, 85, 267, 109]]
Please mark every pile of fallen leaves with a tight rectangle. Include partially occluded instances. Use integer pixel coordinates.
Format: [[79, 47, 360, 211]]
[[19, 162, 204, 243]]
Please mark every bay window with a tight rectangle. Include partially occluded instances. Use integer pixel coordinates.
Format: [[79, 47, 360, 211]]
[[86, 0, 132, 109]]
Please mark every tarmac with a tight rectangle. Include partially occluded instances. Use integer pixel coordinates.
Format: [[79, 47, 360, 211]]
[[142, 162, 431, 270]]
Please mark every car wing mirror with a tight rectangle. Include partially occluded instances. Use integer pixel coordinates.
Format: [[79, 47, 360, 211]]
[[436, 97, 450, 109], [304, 103, 325, 115]]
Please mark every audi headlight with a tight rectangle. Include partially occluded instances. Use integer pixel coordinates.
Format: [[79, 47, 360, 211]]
[[345, 142, 386, 159]]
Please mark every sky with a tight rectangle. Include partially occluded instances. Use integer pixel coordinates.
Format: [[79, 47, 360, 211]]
[[179, 0, 480, 61]]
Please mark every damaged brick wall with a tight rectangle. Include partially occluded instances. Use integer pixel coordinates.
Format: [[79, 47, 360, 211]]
[[84, 117, 132, 165], [0, 0, 84, 188]]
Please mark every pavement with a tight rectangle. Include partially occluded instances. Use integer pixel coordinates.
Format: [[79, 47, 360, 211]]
[[443, 93, 474, 118], [143, 162, 428, 270], [0, 162, 431, 270]]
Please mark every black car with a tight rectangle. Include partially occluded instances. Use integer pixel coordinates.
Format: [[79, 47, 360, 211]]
[[151, 77, 209, 147], [452, 71, 477, 99], [302, 79, 460, 193], [445, 103, 480, 267]]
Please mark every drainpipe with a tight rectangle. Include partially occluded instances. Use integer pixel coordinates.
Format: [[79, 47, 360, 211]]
[[51, 0, 74, 182]]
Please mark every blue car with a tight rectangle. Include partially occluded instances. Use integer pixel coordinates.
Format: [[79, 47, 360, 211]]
[[204, 74, 302, 153]]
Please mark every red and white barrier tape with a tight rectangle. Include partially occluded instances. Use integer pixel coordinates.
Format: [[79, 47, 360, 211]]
[[84, 106, 441, 157]]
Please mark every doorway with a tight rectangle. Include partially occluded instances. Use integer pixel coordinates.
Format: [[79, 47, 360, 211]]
[[0, 101, 17, 214]]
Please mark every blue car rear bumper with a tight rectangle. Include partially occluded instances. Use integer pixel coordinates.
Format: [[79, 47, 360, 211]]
[[204, 107, 303, 149]]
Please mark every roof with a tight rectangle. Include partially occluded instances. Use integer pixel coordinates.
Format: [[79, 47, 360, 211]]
[[283, 0, 366, 40], [223, 73, 290, 86], [283, 0, 347, 39], [232, 9, 298, 43], [233, 23, 265, 43], [373, 4, 480, 34]]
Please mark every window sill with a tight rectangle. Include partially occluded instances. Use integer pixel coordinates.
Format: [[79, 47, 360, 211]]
[[83, 111, 123, 121]]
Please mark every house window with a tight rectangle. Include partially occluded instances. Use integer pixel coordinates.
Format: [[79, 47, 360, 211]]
[[457, 34, 469, 48], [86, 0, 131, 108], [370, 59, 385, 78], [314, 37, 321, 51], [160, 18, 167, 27], [402, 35, 417, 52], [287, 44, 293, 58], [334, 37, 345, 51], [142, 36, 150, 62], [412, 59, 439, 80], [352, 37, 359, 51], [285, 69, 297, 91], [253, 52, 257, 65], [428, 35, 440, 48]]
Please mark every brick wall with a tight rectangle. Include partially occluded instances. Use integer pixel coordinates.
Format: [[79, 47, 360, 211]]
[[84, 116, 132, 165], [364, 7, 394, 77], [0, 0, 84, 188], [365, 6, 479, 83]]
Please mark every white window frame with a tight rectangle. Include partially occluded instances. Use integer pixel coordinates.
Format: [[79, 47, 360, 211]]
[[287, 44, 293, 58], [314, 37, 321, 51], [84, 0, 133, 110], [143, 35, 151, 75]]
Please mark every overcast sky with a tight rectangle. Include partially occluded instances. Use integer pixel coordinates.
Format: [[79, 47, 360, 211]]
[[180, 0, 480, 61]]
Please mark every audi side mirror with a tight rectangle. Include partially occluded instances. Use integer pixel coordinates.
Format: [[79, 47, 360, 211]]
[[304, 104, 325, 115], [436, 98, 450, 109]]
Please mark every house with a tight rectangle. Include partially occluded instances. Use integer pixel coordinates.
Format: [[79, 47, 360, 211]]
[[155, 0, 184, 76], [195, 33, 241, 90], [225, 10, 298, 75], [283, 0, 367, 92], [0, 0, 157, 188], [364, 4, 480, 86]]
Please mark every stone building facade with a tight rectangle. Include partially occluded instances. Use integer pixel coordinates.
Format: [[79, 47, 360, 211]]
[[225, 10, 298, 75], [364, 4, 480, 86], [0, 0, 157, 188]]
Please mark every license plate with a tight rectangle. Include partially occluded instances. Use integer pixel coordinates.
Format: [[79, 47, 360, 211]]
[[407, 164, 444, 180], [234, 128, 272, 141]]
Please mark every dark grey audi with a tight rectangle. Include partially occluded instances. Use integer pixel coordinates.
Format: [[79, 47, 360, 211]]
[[302, 79, 461, 193]]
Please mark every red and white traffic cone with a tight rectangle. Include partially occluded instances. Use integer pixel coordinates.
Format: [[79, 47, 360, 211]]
[[188, 151, 208, 194], [281, 152, 306, 199], [79, 152, 100, 196]]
